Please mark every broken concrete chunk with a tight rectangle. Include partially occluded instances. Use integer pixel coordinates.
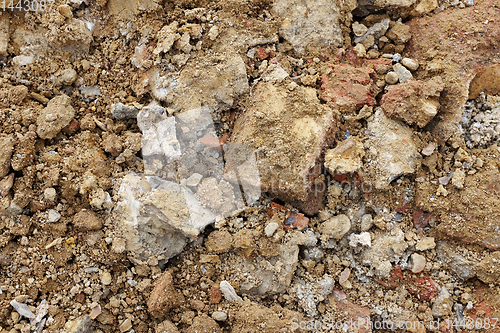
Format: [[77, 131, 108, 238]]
[[219, 280, 242, 302], [290, 275, 335, 317], [10, 300, 35, 319], [324, 137, 364, 174], [362, 227, 408, 277], [381, 76, 444, 127], [36, 94, 75, 140], [272, 0, 342, 55], [114, 173, 216, 263], [364, 109, 421, 190]]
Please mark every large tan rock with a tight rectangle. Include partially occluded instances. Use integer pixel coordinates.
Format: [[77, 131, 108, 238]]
[[231, 81, 337, 209]]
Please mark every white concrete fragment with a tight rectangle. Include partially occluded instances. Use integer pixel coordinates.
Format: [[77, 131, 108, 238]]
[[220, 280, 242, 302], [349, 232, 372, 247], [10, 300, 35, 319]]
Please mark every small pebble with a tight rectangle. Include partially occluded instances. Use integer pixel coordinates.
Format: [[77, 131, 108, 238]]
[[352, 22, 368, 37], [402, 58, 419, 71], [212, 311, 228, 321], [264, 222, 279, 237], [385, 71, 399, 85], [416, 237, 436, 251], [393, 63, 413, 82], [410, 253, 426, 273], [392, 53, 402, 63], [360, 214, 373, 231], [119, 318, 132, 332]]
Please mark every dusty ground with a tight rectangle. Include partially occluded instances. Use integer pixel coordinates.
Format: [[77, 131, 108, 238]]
[[0, 0, 499, 332]]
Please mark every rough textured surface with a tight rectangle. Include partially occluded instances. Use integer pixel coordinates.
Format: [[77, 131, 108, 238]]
[[363, 109, 421, 189], [36, 94, 75, 140], [405, 0, 500, 143], [272, 0, 343, 55], [147, 271, 185, 319], [321, 64, 377, 111], [381, 76, 444, 127], [324, 137, 364, 174], [231, 81, 337, 204]]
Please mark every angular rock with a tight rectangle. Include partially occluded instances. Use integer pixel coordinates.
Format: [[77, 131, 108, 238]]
[[363, 109, 421, 189], [416, 237, 435, 251], [36, 94, 75, 140], [405, 0, 500, 143], [386, 21, 412, 45], [148, 271, 185, 319], [113, 173, 217, 263], [0, 135, 14, 179], [272, 0, 343, 55], [219, 281, 242, 302], [321, 64, 376, 110], [393, 63, 413, 82], [231, 81, 336, 207], [10, 300, 35, 319], [73, 209, 103, 231], [476, 251, 500, 285], [354, 18, 390, 45], [436, 242, 477, 280], [324, 137, 364, 174], [0, 83, 28, 108]]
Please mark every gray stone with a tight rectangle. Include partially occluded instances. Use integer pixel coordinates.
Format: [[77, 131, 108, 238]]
[[354, 19, 390, 45], [393, 63, 413, 82], [111, 103, 140, 119]]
